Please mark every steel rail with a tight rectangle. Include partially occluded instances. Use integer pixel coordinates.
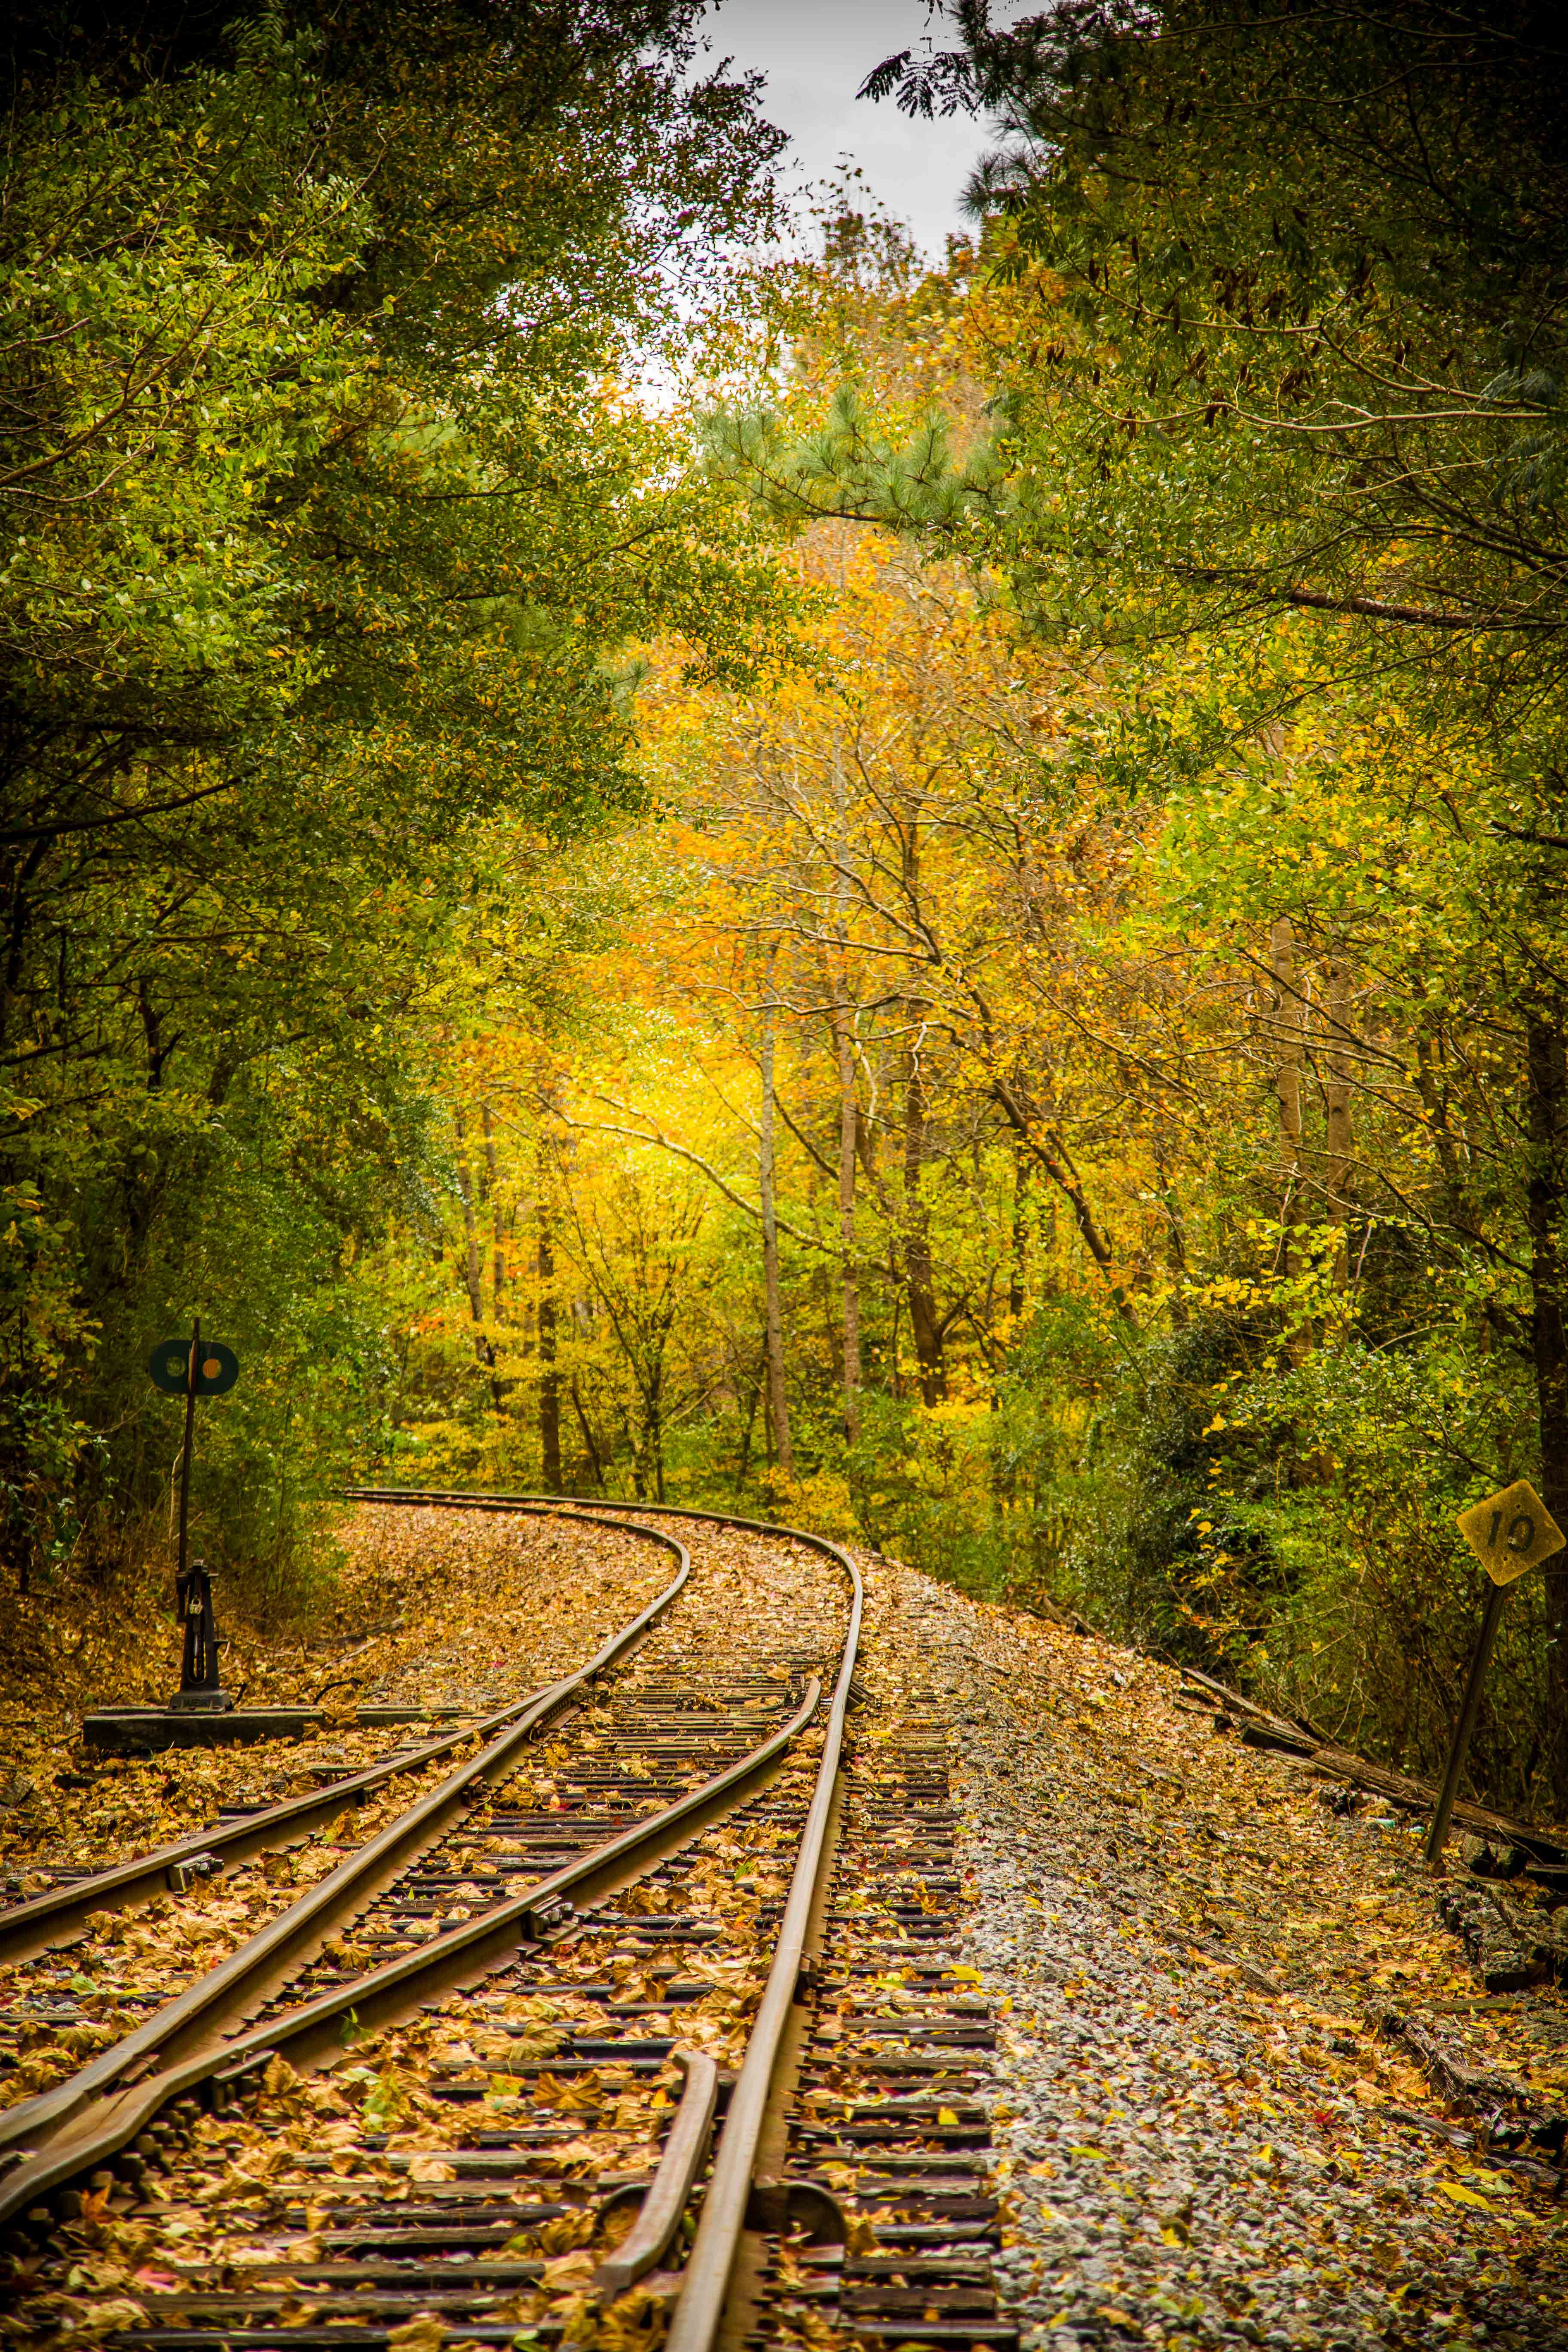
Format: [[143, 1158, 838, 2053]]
[[348, 1488, 869, 2352], [663, 1536, 861, 2352], [592, 2048, 720, 2301], [0, 1670, 827, 2230], [0, 1504, 663, 1966], [0, 1517, 691, 2162]]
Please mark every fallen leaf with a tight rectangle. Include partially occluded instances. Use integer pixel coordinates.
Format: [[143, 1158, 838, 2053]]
[[541, 2250, 598, 2292], [388, 2319, 447, 2352]]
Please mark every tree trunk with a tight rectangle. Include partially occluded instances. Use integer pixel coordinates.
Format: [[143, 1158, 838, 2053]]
[[453, 1108, 502, 1410], [643, 1363, 666, 1504], [735, 1345, 764, 1494], [1414, 1023, 1466, 1210], [828, 739, 861, 1444], [759, 988, 794, 1476], [570, 1375, 605, 1491], [830, 999, 862, 1443], [481, 1103, 506, 1323], [1525, 1009, 1568, 1809], [1270, 915, 1305, 1264], [537, 1205, 562, 1491], [1323, 957, 1355, 1283], [0, 838, 46, 1058], [1009, 1148, 1029, 1330], [902, 1002, 946, 1403]]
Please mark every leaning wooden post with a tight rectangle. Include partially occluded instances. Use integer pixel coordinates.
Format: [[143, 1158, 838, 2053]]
[[1425, 1580, 1509, 1867], [1427, 1479, 1565, 1868]]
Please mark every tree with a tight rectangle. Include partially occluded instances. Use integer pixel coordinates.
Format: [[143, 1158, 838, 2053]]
[[0, 2, 790, 1587], [861, 0, 1568, 1800], [868, 1, 1568, 661]]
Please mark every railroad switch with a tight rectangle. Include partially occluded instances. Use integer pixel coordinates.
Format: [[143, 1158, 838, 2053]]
[[169, 1560, 234, 1715]]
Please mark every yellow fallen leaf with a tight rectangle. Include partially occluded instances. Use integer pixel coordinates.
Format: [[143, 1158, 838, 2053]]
[[936, 2107, 959, 2125], [1436, 2182, 1494, 2210], [542, 2250, 598, 2292], [388, 2322, 446, 2352], [70, 2301, 150, 2339], [407, 2155, 457, 2184]]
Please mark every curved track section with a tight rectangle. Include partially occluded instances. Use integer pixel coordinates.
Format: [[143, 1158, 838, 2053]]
[[0, 1491, 1012, 2352], [0, 1516, 692, 2165], [0, 1506, 682, 1969]]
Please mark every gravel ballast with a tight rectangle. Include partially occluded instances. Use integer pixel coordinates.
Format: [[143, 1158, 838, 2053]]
[[858, 1558, 1568, 2352]]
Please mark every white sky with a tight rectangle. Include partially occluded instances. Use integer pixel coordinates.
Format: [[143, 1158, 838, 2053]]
[[702, 0, 1001, 262]]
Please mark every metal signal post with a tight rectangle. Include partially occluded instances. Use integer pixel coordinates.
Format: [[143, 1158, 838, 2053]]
[[148, 1322, 242, 1714], [177, 1318, 199, 1584], [1425, 1579, 1509, 1867]]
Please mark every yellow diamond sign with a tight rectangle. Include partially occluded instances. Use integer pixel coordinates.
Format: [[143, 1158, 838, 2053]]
[[1456, 1479, 1566, 1586]]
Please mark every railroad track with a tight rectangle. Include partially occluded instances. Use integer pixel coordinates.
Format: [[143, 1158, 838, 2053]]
[[0, 1493, 1017, 2352], [0, 1509, 691, 2135], [0, 1505, 673, 1969]]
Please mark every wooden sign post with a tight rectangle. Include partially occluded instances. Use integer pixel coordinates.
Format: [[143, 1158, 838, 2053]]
[[1426, 1478, 1565, 1866]]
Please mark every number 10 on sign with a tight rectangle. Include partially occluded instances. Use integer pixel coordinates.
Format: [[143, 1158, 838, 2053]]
[[1458, 1483, 1559, 1583]]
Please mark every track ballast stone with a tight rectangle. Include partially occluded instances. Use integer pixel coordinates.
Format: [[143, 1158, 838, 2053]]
[[859, 1557, 1568, 2352]]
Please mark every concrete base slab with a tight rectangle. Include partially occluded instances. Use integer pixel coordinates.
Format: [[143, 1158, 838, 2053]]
[[83, 1705, 470, 1756], [166, 1689, 237, 1714]]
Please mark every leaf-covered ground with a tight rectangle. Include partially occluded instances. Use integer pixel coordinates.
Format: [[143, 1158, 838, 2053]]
[[0, 1512, 849, 2350], [1, 1509, 672, 1884], [7, 1509, 1568, 2349]]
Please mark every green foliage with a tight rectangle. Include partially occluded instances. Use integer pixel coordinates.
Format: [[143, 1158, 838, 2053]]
[[705, 385, 1004, 539], [0, 4, 791, 1613], [878, 0, 1568, 698], [835, 2, 1568, 1807]]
